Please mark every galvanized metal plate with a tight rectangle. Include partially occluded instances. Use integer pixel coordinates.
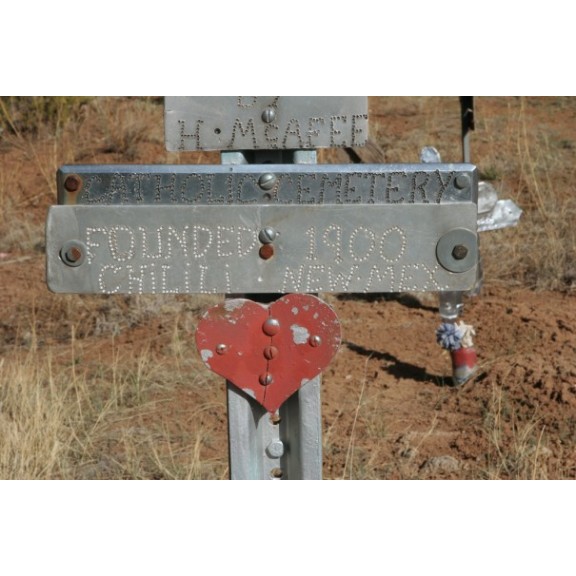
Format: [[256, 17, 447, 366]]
[[46, 204, 478, 294], [164, 97, 368, 151], [195, 294, 341, 413], [57, 164, 477, 206]]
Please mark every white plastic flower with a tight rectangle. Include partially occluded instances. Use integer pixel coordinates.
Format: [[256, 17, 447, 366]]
[[456, 321, 475, 348]]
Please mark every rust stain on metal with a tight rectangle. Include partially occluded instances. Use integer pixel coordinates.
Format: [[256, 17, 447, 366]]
[[259, 244, 274, 260], [64, 174, 82, 193]]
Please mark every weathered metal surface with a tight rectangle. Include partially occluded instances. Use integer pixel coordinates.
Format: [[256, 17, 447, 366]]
[[46, 203, 478, 294], [195, 294, 341, 414], [164, 97, 368, 151], [225, 375, 322, 480], [56, 164, 477, 206], [221, 151, 324, 481]]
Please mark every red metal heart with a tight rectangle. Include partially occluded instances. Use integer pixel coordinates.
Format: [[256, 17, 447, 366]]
[[195, 294, 341, 413]]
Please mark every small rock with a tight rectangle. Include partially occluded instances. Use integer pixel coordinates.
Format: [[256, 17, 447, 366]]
[[421, 455, 461, 474]]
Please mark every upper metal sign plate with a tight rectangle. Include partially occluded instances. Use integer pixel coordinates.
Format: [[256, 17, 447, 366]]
[[46, 204, 478, 295], [57, 164, 477, 206], [164, 97, 368, 151]]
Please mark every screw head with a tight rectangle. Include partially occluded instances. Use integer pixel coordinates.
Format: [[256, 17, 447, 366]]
[[261, 107, 276, 123], [455, 173, 470, 190], [259, 372, 274, 386], [263, 345, 279, 360], [452, 245, 469, 260], [258, 226, 278, 244], [63, 174, 82, 193], [262, 318, 280, 336], [308, 335, 322, 347], [216, 344, 228, 355], [258, 173, 277, 191]]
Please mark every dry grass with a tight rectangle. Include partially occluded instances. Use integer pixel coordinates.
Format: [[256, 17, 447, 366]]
[[482, 382, 550, 480], [0, 331, 226, 479]]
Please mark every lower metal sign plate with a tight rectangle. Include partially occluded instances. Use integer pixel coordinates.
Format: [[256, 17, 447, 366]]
[[164, 97, 368, 152], [46, 204, 478, 294]]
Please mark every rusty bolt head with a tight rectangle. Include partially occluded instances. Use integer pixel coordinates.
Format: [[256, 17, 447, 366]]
[[262, 318, 281, 336], [259, 372, 274, 386], [64, 174, 82, 193], [263, 345, 279, 360], [60, 241, 86, 267], [259, 244, 275, 260], [452, 245, 469, 260], [308, 335, 322, 347], [270, 467, 284, 479], [216, 344, 228, 355], [66, 246, 82, 262], [270, 413, 281, 425]]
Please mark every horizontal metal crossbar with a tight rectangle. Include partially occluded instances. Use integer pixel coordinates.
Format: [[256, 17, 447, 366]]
[[57, 164, 477, 206], [46, 203, 478, 295]]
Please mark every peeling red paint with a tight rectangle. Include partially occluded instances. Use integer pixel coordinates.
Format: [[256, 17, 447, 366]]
[[195, 294, 341, 413]]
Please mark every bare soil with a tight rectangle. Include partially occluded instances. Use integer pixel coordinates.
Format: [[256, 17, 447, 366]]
[[1, 96, 575, 479]]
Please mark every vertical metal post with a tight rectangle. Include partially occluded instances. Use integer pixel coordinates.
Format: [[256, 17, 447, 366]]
[[460, 96, 474, 164], [459, 96, 483, 295], [222, 149, 322, 480]]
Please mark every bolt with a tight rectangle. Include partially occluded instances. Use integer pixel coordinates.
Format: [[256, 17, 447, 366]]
[[262, 318, 280, 336], [263, 345, 279, 360], [452, 245, 469, 260], [63, 174, 82, 193], [258, 226, 278, 244], [270, 467, 283, 479], [216, 344, 228, 355], [259, 372, 274, 386], [66, 246, 82, 263], [259, 245, 274, 260], [258, 173, 277, 191], [261, 107, 276, 123], [266, 440, 285, 459], [455, 173, 470, 190], [60, 242, 85, 267], [308, 335, 322, 347], [270, 413, 282, 425]]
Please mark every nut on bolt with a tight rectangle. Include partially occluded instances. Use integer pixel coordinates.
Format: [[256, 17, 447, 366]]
[[452, 245, 469, 260]]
